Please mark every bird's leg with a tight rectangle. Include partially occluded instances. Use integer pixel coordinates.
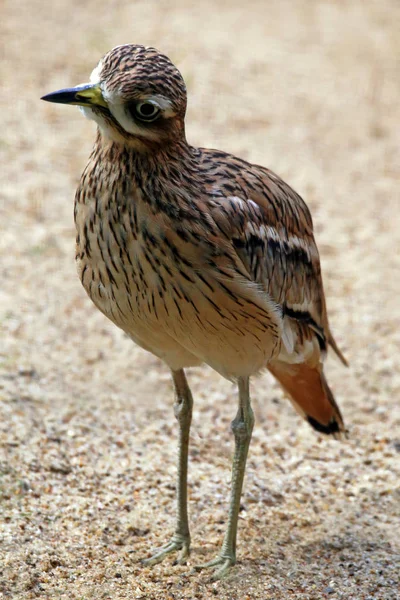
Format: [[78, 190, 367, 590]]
[[143, 368, 193, 566], [195, 376, 254, 580]]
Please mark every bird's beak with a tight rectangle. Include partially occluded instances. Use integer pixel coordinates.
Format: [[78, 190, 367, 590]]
[[41, 83, 108, 108]]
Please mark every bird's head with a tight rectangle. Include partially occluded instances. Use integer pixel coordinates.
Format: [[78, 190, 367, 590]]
[[42, 44, 187, 150]]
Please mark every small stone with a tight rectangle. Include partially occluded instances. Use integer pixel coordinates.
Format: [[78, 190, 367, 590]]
[[324, 586, 335, 594]]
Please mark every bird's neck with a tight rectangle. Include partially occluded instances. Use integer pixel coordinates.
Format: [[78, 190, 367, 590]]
[[93, 130, 197, 175], [83, 131, 200, 213]]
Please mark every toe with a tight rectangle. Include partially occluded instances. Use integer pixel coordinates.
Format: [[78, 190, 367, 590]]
[[194, 553, 236, 579], [175, 544, 190, 565], [143, 537, 190, 567], [210, 558, 235, 580]]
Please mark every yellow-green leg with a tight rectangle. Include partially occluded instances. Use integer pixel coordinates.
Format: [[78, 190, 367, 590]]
[[195, 376, 254, 580], [143, 369, 192, 566]]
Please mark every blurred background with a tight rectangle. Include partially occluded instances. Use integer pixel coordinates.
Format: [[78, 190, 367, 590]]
[[1, 1, 399, 598]]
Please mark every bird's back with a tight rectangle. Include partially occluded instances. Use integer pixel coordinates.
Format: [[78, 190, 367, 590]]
[[195, 147, 346, 434]]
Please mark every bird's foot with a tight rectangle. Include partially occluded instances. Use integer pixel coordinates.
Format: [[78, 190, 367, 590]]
[[143, 533, 190, 566], [194, 553, 236, 580]]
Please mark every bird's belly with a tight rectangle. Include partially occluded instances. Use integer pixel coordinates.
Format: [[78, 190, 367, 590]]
[[77, 247, 281, 378], [75, 201, 281, 377], [75, 251, 201, 369]]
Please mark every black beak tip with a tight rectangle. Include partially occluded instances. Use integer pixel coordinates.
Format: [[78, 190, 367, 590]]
[[40, 88, 79, 105]]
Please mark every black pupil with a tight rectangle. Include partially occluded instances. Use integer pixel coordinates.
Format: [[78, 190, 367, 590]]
[[139, 103, 156, 117]]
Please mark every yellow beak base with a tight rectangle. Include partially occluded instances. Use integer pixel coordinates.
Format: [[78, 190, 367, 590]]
[[41, 83, 108, 108]]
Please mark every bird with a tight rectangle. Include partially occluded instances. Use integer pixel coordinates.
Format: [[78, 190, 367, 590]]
[[41, 44, 347, 580]]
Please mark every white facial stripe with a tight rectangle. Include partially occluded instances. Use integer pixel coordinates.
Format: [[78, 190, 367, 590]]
[[83, 61, 175, 142], [102, 86, 175, 139], [108, 103, 162, 140], [101, 84, 114, 105], [90, 60, 103, 84], [146, 95, 174, 113]]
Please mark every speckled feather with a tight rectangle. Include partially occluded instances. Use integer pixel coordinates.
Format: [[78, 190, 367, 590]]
[[73, 44, 346, 435]]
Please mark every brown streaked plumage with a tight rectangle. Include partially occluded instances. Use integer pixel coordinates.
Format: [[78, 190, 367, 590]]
[[42, 44, 347, 579]]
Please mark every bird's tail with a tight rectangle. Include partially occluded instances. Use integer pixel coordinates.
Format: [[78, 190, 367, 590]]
[[268, 360, 346, 439]]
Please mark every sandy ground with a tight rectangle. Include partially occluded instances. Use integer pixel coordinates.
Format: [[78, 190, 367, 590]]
[[1, 0, 400, 598]]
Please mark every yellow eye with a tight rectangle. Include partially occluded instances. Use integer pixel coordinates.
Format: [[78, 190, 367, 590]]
[[132, 101, 160, 122]]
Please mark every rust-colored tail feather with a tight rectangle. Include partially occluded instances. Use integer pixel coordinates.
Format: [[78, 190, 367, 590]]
[[268, 360, 346, 438]]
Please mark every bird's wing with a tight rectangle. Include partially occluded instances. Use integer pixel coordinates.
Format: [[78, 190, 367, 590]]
[[200, 151, 346, 364]]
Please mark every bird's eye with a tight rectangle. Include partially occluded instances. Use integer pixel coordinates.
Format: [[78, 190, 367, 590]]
[[131, 101, 160, 122]]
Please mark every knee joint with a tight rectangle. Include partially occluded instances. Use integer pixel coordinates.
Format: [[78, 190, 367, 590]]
[[174, 399, 192, 423], [231, 417, 253, 441]]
